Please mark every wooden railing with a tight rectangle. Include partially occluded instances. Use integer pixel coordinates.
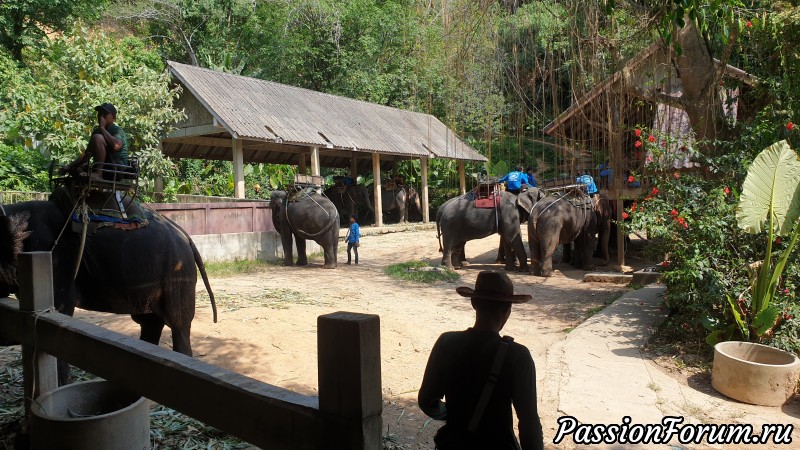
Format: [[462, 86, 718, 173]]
[[0, 252, 382, 450]]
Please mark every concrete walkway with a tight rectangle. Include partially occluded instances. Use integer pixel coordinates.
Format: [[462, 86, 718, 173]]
[[542, 284, 800, 449]]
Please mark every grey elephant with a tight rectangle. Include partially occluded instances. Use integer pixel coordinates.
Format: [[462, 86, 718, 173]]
[[270, 189, 340, 268], [378, 185, 420, 223], [323, 183, 374, 225], [528, 190, 599, 277], [436, 188, 545, 270], [0, 189, 217, 379]]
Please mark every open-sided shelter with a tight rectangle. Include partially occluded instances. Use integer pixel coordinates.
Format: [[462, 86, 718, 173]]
[[542, 40, 754, 265], [161, 61, 486, 225]]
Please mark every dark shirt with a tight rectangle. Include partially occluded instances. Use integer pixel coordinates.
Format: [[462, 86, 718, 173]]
[[92, 124, 129, 165], [419, 328, 544, 450]]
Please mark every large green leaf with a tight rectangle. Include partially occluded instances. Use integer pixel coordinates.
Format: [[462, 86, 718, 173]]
[[736, 140, 800, 235]]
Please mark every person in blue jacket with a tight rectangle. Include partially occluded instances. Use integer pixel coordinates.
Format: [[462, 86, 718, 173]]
[[576, 171, 598, 198], [524, 167, 538, 188], [345, 214, 360, 265], [498, 166, 530, 195]]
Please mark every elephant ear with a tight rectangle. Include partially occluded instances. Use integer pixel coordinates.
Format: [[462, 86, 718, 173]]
[[0, 211, 32, 286]]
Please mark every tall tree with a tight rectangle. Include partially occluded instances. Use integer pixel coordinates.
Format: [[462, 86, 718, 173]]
[[0, 0, 104, 61]]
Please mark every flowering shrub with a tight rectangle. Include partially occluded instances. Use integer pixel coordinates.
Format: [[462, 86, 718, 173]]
[[619, 130, 799, 354]]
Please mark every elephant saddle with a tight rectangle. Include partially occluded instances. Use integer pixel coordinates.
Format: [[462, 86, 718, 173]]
[[473, 183, 499, 209], [287, 186, 322, 202]]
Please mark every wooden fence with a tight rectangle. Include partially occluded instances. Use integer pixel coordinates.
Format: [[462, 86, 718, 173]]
[[0, 252, 382, 449]]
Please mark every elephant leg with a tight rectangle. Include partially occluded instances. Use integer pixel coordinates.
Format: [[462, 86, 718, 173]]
[[561, 243, 572, 263], [495, 236, 505, 263], [295, 235, 308, 265], [322, 227, 338, 269], [280, 230, 295, 266], [508, 235, 528, 271], [529, 236, 542, 276], [458, 244, 469, 266], [540, 239, 559, 277], [57, 360, 71, 386], [132, 313, 166, 347]]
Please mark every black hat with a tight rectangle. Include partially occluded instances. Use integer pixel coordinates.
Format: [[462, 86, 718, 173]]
[[95, 103, 117, 115], [456, 270, 531, 303]]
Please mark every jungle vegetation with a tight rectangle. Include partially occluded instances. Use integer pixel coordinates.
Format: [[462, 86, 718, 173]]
[[0, 1, 799, 355]]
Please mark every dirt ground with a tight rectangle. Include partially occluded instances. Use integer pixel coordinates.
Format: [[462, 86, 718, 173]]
[[60, 227, 647, 448], [0, 226, 659, 448]]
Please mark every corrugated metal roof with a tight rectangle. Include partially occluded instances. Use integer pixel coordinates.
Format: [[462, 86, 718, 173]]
[[167, 61, 486, 162]]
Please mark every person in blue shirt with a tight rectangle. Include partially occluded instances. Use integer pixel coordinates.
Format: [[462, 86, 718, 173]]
[[498, 166, 530, 195], [345, 214, 360, 265], [576, 171, 598, 198]]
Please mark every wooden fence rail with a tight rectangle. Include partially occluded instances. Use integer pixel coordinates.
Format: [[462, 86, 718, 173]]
[[0, 252, 382, 450]]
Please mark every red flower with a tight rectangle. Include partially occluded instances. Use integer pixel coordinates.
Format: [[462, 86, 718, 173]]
[[635, 129, 642, 137], [661, 140, 667, 147], [648, 135, 656, 143], [673, 172, 680, 179], [677, 217, 685, 224], [635, 140, 642, 148], [746, 21, 753, 28], [670, 209, 678, 216], [683, 222, 689, 229], [783, 289, 790, 295], [651, 187, 659, 195], [775, 237, 782, 245], [622, 212, 629, 219], [788, 122, 795, 131], [627, 175, 635, 183], [660, 261, 669, 268], [723, 186, 730, 195]]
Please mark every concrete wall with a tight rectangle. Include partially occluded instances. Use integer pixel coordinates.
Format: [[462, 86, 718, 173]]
[[191, 231, 322, 262]]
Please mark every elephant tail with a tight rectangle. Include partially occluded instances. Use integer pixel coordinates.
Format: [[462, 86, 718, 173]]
[[163, 215, 218, 323], [436, 218, 443, 253], [190, 238, 218, 323]]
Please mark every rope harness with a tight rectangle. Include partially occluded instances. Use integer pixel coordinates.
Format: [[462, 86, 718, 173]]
[[284, 190, 337, 239]]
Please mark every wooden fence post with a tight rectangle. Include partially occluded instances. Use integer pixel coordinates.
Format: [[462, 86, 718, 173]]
[[318, 312, 382, 450], [17, 252, 59, 414]]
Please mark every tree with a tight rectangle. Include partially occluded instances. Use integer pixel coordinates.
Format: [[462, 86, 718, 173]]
[[0, 0, 104, 61], [0, 26, 185, 188]]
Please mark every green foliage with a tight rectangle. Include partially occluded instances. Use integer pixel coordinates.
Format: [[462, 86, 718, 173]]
[[203, 259, 276, 278], [0, 0, 105, 61], [725, 140, 800, 342], [0, 26, 185, 191], [384, 260, 459, 284], [0, 143, 49, 191]]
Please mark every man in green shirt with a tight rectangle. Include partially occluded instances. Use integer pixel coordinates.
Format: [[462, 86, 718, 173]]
[[60, 102, 129, 180]]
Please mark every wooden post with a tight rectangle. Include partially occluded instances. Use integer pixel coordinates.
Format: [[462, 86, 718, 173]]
[[421, 157, 430, 223], [17, 252, 58, 414], [616, 198, 625, 267], [318, 312, 382, 450], [351, 156, 359, 181], [311, 147, 321, 177], [458, 160, 466, 195], [299, 153, 308, 175], [232, 137, 245, 198], [372, 154, 383, 227]]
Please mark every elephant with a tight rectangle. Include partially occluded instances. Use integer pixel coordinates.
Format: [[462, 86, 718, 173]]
[[528, 190, 599, 277], [270, 189, 340, 269], [378, 185, 420, 223], [323, 183, 374, 225], [436, 188, 545, 270], [0, 188, 217, 375]]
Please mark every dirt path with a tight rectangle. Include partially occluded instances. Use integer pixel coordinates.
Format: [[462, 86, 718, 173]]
[[65, 227, 649, 448]]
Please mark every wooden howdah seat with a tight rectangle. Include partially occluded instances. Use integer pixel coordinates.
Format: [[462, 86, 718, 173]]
[[287, 174, 324, 202], [473, 176, 500, 209]]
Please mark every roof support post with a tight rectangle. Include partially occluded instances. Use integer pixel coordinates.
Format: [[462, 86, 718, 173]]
[[311, 147, 321, 177], [372, 153, 383, 227], [351, 156, 359, 180], [458, 160, 466, 195], [232, 137, 245, 198], [421, 157, 429, 223], [298, 154, 307, 175]]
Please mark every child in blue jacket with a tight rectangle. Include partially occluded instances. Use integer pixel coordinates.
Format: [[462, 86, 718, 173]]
[[345, 215, 360, 264]]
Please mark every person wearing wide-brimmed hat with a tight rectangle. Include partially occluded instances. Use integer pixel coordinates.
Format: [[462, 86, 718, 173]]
[[60, 102, 129, 180], [418, 271, 543, 450]]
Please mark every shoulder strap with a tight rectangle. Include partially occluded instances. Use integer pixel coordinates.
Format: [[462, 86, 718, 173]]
[[468, 335, 514, 433]]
